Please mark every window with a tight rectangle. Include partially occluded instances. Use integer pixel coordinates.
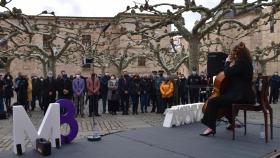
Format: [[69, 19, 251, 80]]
[[43, 35, 51, 49], [138, 57, 146, 66], [0, 34, 8, 50], [83, 57, 93, 64], [82, 57, 93, 68], [82, 35, 91, 46]]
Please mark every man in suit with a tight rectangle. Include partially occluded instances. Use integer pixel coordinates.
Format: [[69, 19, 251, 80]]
[[72, 71, 85, 117], [87, 73, 101, 117], [100, 72, 110, 114], [188, 68, 201, 103], [42, 71, 57, 114], [31, 75, 42, 111], [57, 70, 72, 100], [154, 70, 164, 113], [118, 71, 131, 115]]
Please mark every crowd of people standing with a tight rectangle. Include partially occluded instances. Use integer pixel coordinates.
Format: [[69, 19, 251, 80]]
[[0, 69, 279, 118]]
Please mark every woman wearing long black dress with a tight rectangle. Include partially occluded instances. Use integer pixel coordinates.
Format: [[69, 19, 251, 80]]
[[201, 42, 256, 136]]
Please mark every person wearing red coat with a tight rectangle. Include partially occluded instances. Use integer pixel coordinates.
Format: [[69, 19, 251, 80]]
[[87, 73, 100, 117]]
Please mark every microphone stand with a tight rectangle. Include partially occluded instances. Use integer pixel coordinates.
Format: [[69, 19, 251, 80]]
[[87, 110, 101, 141], [87, 23, 110, 142]]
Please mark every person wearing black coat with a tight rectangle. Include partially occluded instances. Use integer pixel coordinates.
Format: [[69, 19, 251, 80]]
[[201, 42, 256, 136], [16, 74, 28, 111], [100, 73, 110, 114], [150, 73, 157, 112], [172, 76, 180, 106], [3, 73, 13, 114], [56, 70, 73, 100], [118, 71, 131, 115], [140, 76, 149, 113], [188, 69, 201, 103], [31, 76, 43, 111], [0, 75, 5, 113], [130, 75, 141, 115], [42, 71, 57, 114], [179, 75, 188, 104]]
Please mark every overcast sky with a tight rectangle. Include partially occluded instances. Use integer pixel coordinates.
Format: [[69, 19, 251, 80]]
[[4, 0, 251, 30]]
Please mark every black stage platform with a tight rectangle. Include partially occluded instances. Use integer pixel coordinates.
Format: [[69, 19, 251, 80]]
[[1, 123, 279, 158]]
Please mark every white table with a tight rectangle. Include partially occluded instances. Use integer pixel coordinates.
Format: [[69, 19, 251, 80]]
[[163, 103, 204, 128]]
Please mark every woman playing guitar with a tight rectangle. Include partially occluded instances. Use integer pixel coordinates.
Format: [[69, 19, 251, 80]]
[[200, 42, 256, 136]]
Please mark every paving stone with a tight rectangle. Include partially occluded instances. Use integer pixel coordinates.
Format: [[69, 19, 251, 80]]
[[0, 102, 279, 152]]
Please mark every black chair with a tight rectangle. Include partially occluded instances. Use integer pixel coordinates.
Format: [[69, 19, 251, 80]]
[[232, 76, 273, 143]]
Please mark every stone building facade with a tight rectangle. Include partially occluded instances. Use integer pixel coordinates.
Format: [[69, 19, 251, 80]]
[[1, 6, 279, 78], [177, 6, 280, 76], [0, 13, 170, 78]]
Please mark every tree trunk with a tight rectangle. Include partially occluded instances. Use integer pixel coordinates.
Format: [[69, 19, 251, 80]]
[[101, 66, 106, 74], [49, 59, 57, 77], [42, 62, 48, 78], [117, 67, 122, 75], [260, 62, 266, 75], [188, 39, 200, 72]]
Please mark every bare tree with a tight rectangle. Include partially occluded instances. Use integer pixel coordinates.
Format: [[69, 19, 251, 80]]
[[0, 2, 87, 76], [253, 42, 280, 74], [122, 0, 280, 72], [101, 40, 152, 75], [144, 37, 188, 74]]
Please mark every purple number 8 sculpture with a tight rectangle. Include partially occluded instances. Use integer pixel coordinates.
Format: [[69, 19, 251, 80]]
[[56, 99, 78, 144]]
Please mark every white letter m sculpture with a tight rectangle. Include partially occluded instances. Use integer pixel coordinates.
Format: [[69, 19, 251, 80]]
[[13, 103, 61, 154]]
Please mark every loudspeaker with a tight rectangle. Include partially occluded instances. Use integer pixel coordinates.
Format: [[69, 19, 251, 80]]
[[207, 52, 228, 77]]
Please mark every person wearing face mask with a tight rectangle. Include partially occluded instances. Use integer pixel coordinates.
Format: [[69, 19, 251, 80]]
[[14, 72, 22, 103], [87, 73, 101, 117], [269, 71, 279, 104], [130, 74, 141, 115], [42, 71, 57, 114], [172, 74, 180, 106], [154, 70, 164, 113], [188, 67, 201, 103], [100, 72, 110, 114], [118, 71, 131, 115], [140, 75, 149, 113], [17, 74, 29, 112], [107, 75, 119, 115], [31, 75, 41, 111], [57, 70, 72, 100], [160, 76, 174, 110], [72, 71, 85, 117], [179, 74, 189, 104], [3, 72, 13, 115]]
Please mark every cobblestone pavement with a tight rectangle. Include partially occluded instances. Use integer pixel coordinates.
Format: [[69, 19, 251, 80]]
[[0, 102, 279, 152]]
